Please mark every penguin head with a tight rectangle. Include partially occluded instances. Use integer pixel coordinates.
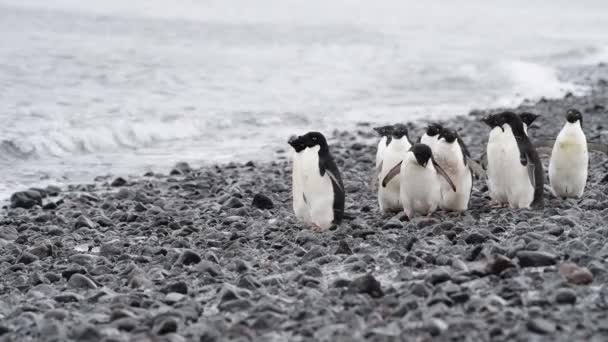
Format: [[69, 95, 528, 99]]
[[566, 109, 583, 127], [426, 123, 443, 138], [519, 112, 539, 127], [299, 131, 329, 149], [481, 114, 503, 131], [409, 143, 433, 167], [391, 124, 409, 140], [373, 125, 394, 137], [439, 128, 457, 144], [498, 111, 526, 136], [288, 135, 306, 153]]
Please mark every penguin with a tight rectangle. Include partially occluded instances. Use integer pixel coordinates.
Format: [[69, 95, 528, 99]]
[[288, 135, 310, 222], [549, 109, 588, 198], [377, 124, 412, 213], [519, 112, 540, 135], [484, 112, 544, 209], [434, 128, 472, 212], [419, 123, 444, 151], [289, 132, 344, 231], [382, 143, 455, 218], [373, 125, 394, 169]]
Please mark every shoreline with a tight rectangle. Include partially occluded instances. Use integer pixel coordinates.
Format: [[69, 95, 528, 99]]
[[1, 73, 608, 341]]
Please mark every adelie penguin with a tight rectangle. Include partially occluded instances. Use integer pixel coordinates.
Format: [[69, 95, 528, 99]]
[[377, 124, 412, 213], [288, 132, 344, 231], [549, 109, 588, 198], [433, 128, 472, 212], [483, 112, 544, 209], [373, 125, 394, 169], [419, 123, 444, 151], [382, 143, 456, 218]]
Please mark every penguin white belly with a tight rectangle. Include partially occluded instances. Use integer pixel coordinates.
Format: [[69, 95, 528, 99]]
[[420, 135, 437, 151], [549, 128, 588, 198], [378, 139, 410, 212], [291, 151, 310, 221], [376, 137, 387, 168], [300, 148, 335, 229], [486, 130, 509, 204], [434, 148, 471, 212], [400, 161, 441, 217], [501, 136, 534, 208]]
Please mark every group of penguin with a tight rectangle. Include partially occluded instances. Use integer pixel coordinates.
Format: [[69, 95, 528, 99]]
[[288, 109, 601, 231]]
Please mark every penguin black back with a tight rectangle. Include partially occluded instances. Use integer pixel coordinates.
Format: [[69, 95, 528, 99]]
[[299, 131, 345, 224], [498, 112, 544, 208]]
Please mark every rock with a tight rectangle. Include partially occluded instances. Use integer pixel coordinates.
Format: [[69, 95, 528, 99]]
[[99, 242, 122, 257], [74, 215, 96, 229], [0, 226, 18, 240], [54, 292, 84, 303], [335, 240, 353, 255], [224, 197, 244, 209], [17, 251, 39, 265], [174, 162, 192, 174], [348, 274, 384, 298], [10, 190, 43, 209], [554, 288, 577, 305], [300, 246, 324, 264], [426, 268, 451, 285], [559, 262, 593, 285], [251, 193, 274, 209], [46, 185, 61, 196], [68, 274, 98, 290], [464, 232, 487, 244], [527, 318, 556, 335], [161, 281, 188, 294], [485, 254, 516, 275], [176, 249, 201, 265], [28, 244, 53, 258], [195, 261, 222, 276], [516, 251, 557, 267], [111, 177, 127, 187], [116, 188, 135, 200], [164, 292, 186, 303]]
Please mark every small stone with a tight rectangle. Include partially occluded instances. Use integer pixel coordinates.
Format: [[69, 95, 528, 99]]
[[464, 232, 487, 244], [116, 188, 135, 200], [161, 281, 188, 294], [176, 249, 201, 265], [68, 274, 98, 290], [224, 197, 244, 209], [335, 241, 353, 255], [0, 226, 18, 240], [348, 274, 384, 298], [195, 261, 222, 276], [174, 162, 192, 173], [554, 288, 577, 305], [559, 262, 593, 285], [300, 246, 324, 264], [164, 292, 186, 303], [10, 190, 43, 209], [99, 242, 122, 257], [516, 251, 557, 267], [426, 268, 451, 285], [111, 177, 127, 187], [74, 215, 96, 229], [54, 292, 84, 303], [17, 251, 39, 265], [527, 318, 556, 335], [46, 185, 61, 196], [485, 254, 516, 275], [251, 193, 274, 209]]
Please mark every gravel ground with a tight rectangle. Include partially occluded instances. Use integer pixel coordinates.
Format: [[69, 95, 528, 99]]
[[1, 70, 608, 341]]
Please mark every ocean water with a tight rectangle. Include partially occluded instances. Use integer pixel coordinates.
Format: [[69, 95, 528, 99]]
[[1, 0, 607, 199]]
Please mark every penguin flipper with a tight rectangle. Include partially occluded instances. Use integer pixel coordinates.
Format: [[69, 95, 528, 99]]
[[527, 160, 536, 188], [588, 142, 608, 155], [432, 157, 456, 192], [382, 161, 402, 188], [325, 169, 343, 193], [480, 152, 488, 171]]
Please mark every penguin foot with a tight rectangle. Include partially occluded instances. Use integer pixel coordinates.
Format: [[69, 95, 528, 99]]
[[310, 224, 324, 233]]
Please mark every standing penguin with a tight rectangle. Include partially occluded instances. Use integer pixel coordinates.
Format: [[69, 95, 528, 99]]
[[289, 132, 344, 231], [484, 112, 544, 209], [377, 124, 412, 212], [519, 112, 540, 135], [549, 109, 588, 198], [373, 125, 394, 169], [419, 123, 444, 151], [434, 128, 472, 212], [288, 135, 310, 222], [382, 143, 455, 218]]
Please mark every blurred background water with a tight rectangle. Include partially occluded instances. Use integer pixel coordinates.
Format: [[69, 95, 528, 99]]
[[1, 0, 607, 198]]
